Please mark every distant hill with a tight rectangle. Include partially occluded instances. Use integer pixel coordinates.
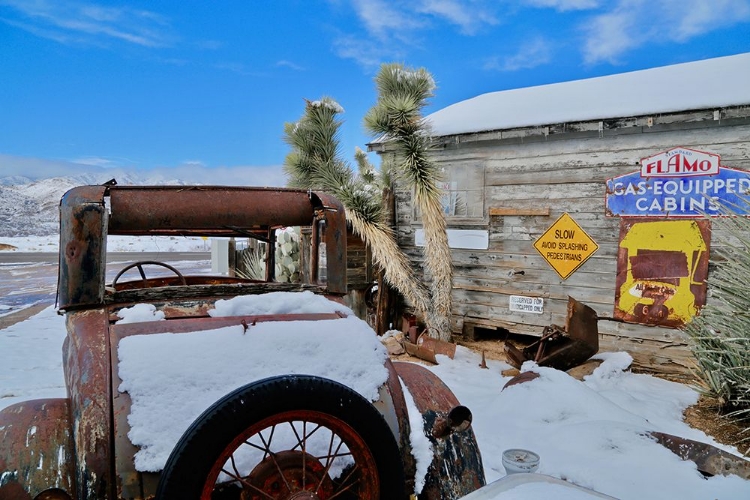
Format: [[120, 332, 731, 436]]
[[0, 174, 188, 237]]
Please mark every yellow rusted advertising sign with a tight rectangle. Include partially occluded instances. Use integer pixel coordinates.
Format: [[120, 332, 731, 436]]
[[534, 213, 599, 280], [614, 218, 710, 328]]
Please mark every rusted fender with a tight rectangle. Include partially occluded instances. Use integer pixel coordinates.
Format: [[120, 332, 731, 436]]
[[0, 398, 76, 499], [394, 362, 485, 499]]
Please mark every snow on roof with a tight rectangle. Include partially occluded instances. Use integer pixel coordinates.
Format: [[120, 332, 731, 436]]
[[426, 53, 750, 138]]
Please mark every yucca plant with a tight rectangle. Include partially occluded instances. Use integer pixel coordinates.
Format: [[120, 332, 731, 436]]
[[364, 63, 453, 340], [235, 247, 265, 280], [283, 97, 433, 331], [684, 207, 750, 427]]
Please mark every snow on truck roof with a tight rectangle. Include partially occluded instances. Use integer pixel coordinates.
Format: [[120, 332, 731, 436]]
[[425, 52, 750, 138]]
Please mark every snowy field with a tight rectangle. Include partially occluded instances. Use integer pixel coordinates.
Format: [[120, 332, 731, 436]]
[[1, 303, 749, 499]]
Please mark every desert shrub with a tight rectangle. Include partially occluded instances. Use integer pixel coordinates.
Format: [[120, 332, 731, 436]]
[[684, 210, 750, 422]]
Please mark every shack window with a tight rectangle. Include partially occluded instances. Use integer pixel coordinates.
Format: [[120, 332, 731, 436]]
[[414, 163, 485, 220]]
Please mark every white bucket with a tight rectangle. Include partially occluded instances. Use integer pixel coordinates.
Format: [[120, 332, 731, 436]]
[[502, 448, 540, 474]]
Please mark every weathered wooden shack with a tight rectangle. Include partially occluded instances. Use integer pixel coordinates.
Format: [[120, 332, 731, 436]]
[[369, 53, 750, 376]]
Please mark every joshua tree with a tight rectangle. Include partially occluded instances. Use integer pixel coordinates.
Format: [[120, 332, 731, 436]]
[[283, 98, 433, 331], [283, 62, 454, 341], [364, 63, 453, 341]]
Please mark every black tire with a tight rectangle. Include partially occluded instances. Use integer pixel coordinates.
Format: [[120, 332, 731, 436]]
[[156, 375, 406, 500]]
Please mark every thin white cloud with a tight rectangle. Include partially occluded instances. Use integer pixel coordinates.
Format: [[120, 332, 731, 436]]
[[582, 0, 750, 64], [0, 0, 175, 47], [415, 0, 499, 35], [340, 0, 499, 67], [276, 60, 305, 71], [524, 0, 600, 11], [214, 61, 255, 76], [484, 37, 553, 71], [582, 7, 639, 65], [195, 39, 222, 50], [333, 34, 403, 69], [72, 156, 119, 168], [350, 0, 424, 40]]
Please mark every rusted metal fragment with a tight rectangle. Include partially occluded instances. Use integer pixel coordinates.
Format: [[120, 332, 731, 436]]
[[0, 399, 76, 499], [418, 334, 457, 358], [404, 340, 438, 364], [505, 297, 598, 371], [395, 362, 485, 499], [502, 371, 540, 390], [404, 331, 457, 364], [649, 431, 750, 479]]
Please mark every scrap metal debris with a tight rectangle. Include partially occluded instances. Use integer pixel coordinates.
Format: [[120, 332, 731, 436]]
[[505, 297, 599, 371]]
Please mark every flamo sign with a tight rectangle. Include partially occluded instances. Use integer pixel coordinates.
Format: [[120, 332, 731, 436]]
[[606, 147, 750, 217], [534, 213, 599, 280]]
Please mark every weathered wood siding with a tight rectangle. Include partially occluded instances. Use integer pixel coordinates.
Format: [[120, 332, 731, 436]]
[[388, 109, 750, 376]]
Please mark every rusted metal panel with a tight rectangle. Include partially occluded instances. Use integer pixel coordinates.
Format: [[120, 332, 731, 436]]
[[63, 309, 114, 500], [0, 398, 76, 499], [394, 362, 485, 499], [58, 185, 108, 311]]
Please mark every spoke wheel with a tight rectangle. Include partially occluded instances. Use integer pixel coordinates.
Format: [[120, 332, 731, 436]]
[[156, 375, 406, 500], [205, 410, 379, 499]]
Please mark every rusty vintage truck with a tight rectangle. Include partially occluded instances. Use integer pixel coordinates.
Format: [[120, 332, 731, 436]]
[[0, 185, 484, 500]]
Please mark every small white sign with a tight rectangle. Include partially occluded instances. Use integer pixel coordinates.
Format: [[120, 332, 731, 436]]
[[414, 228, 489, 250], [509, 295, 544, 314]]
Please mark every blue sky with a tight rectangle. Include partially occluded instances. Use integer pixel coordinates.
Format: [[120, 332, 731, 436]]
[[1, 0, 749, 185]]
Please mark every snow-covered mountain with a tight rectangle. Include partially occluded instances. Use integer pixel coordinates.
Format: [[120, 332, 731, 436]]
[[0, 173, 188, 237]]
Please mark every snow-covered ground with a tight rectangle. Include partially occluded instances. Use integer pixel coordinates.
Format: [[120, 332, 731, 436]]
[[1, 303, 749, 499], [2, 235, 749, 498]]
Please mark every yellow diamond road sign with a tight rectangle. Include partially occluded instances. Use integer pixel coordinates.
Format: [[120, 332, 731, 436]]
[[534, 213, 598, 280]]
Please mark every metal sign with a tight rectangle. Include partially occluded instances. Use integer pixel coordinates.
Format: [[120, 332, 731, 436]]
[[614, 218, 710, 327], [606, 147, 750, 217], [509, 295, 544, 314], [534, 213, 599, 280]]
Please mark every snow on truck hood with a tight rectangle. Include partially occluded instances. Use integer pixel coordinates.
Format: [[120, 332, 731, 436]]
[[116, 292, 389, 472]]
